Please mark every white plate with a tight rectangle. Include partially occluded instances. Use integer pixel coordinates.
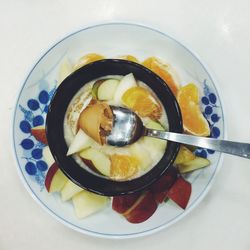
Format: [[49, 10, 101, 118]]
[[12, 23, 225, 238]]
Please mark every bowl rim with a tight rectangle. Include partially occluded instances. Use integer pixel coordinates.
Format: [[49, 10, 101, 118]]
[[46, 59, 183, 196]]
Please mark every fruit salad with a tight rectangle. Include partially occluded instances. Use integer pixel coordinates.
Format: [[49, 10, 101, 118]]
[[64, 72, 168, 181], [36, 54, 211, 224]]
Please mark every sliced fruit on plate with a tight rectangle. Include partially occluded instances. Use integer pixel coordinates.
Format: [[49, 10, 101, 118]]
[[43, 146, 55, 167], [73, 53, 105, 70], [129, 142, 152, 170], [72, 190, 109, 219], [97, 79, 120, 101], [113, 73, 137, 105], [45, 163, 68, 193], [123, 191, 158, 224], [58, 57, 73, 86], [31, 126, 47, 144], [67, 129, 94, 155], [150, 166, 178, 203], [174, 145, 195, 165], [118, 55, 139, 63], [177, 83, 210, 136], [79, 148, 111, 176], [110, 154, 139, 180], [142, 57, 180, 96], [178, 156, 210, 173], [112, 192, 142, 214], [61, 179, 83, 201], [122, 86, 162, 120], [166, 176, 191, 209]]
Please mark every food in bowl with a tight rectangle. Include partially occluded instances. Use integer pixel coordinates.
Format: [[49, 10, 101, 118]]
[[64, 73, 168, 181], [40, 54, 211, 223]]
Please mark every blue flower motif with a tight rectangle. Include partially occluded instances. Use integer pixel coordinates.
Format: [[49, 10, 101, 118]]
[[19, 105, 34, 123], [33, 115, 44, 126], [195, 79, 221, 158], [19, 120, 31, 133], [27, 99, 40, 111], [19, 85, 56, 188], [25, 162, 37, 175], [39, 90, 49, 104]]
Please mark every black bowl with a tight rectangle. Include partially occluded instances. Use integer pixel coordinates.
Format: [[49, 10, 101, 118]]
[[46, 59, 182, 196]]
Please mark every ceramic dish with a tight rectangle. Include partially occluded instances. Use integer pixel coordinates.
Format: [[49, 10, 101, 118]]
[[12, 23, 224, 238], [46, 59, 182, 196]]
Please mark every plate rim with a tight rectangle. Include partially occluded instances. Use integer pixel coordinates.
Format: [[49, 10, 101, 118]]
[[11, 21, 226, 239]]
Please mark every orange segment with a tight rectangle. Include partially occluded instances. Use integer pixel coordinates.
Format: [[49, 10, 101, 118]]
[[122, 86, 162, 120], [142, 57, 179, 96], [110, 154, 139, 180], [74, 53, 105, 70], [118, 55, 139, 63], [177, 83, 210, 136]]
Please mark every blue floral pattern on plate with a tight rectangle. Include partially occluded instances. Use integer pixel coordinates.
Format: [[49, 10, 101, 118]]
[[194, 79, 221, 159], [18, 83, 56, 189]]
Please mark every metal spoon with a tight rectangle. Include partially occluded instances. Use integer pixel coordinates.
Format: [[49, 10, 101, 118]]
[[106, 106, 250, 159]]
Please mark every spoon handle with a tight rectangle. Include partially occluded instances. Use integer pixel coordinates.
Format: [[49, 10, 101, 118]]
[[145, 129, 250, 159]]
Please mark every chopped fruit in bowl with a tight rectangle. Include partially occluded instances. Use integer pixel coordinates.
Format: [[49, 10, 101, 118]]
[[122, 86, 162, 120], [77, 100, 113, 145], [110, 154, 139, 180], [45, 57, 212, 224]]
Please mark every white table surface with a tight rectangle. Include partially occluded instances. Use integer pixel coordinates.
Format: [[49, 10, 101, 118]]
[[1, 0, 250, 249]]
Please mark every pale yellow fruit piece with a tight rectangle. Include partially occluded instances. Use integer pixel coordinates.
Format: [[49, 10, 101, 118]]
[[178, 156, 210, 173], [72, 190, 108, 219], [61, 180, 83, 201]]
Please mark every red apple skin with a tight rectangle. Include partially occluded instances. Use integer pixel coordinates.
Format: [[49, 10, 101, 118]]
[[154, 191, 169, 204], [31, 126, 48, 144], [45, 163, 59, 192], [150, 166, 178, 203], [112, 193, 141, 214], [124, 191, 158, 224], [166, 176, 192, 209]]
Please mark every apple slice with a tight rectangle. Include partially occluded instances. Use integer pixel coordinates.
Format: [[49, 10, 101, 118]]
[[112, 193, 141, 214], [67, 129, 94, 156], [91, 79, 105, 99], [72, 190, 108, 219], [43, 146, 55, 166], [166, 176, 191, 209], [61, 180, 83, 201], [113, 73, 137, 105], [142, 120, 167, 162], [97, 79, 120, 100], [123, 191, 158, 223], [31, 126, 47, 144], [143, 120, 167, 151], [178, 156, 210, 173], [150, 166, 178, 203], [79, 148, 111, 176], [174, 145, 195, 165], [129, 142, 152, 170], [45, 163, 68, 192]]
